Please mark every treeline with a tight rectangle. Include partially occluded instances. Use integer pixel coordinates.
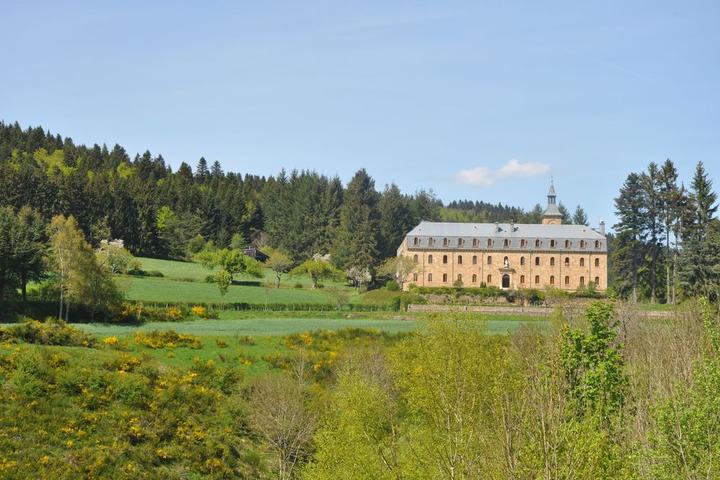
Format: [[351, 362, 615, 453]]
[[0, 120, 566, 280], [443, 198, 590, 225], [612, 159, 719, 303]]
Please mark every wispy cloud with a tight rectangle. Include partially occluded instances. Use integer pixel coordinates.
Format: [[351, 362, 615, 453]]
[[456, 159, 550, 187]]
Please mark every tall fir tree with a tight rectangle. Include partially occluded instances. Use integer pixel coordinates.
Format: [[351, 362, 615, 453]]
[[332, 169, 380, 280], [378, 184, 413, 258], [572, 205, 589, 226], [614, 172, 647, 302]]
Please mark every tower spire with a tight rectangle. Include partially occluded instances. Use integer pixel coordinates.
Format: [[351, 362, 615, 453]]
[[542, 178, 562, 224]]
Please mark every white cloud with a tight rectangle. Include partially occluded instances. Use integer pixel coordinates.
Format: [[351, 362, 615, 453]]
[[456, 166, 495, 187], [456, 159, 550, 187], [497, 158, 550, 178]]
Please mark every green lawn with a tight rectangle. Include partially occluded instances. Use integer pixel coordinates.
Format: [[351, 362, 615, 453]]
[[136, 257, 350, 289], [75, 315, 547, 338], [125, 257, 359, 306], [122, 276, 346, 304], [136, 257, 216, 281]]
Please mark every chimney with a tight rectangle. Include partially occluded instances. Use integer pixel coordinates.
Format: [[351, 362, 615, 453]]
[[599, 220, 605, 236]]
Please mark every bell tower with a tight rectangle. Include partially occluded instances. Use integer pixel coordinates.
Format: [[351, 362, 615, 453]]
[[541, 179, 563, 225]]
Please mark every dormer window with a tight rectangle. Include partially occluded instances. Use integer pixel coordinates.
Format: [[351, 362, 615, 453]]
[[443, 238, 449, 247], [503, 239, 510, 247], [472, 238, 478, 247], [565, 240, 571, 248], [580, 240, 587, 248], [595, 240, 601, 249], [550, 239, 556, 248], [520, 239, 527, 247], [413, 237, 419, 246], [535, 239, 541, 248], [487, 239, 493, 247], [458, 238, 464, 247]]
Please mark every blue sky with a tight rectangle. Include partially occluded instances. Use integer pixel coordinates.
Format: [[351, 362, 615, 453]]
[[2, 1, 719, 228]]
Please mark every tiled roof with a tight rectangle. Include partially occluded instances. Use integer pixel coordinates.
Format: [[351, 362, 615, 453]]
[[407, 221, 605, 239], [403, 221, 607, 253]]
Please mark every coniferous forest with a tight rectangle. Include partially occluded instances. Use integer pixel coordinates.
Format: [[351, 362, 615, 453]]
[[0, 122, 577, 277]]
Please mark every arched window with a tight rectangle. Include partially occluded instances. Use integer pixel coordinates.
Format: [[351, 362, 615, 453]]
[[428, 255, 433, 264], [565, 257, 570, 266], [550, 257, 555, 266], [595, 258, 600, 267], [535, 257, 540, 266], [472, 255, 477, 265], [442, 273, 448, 283], [579, 276, 585, 286], [503, 256, 509, 266], [487, 239, 493, 247], [565, 276, 570, 286], [580, 258, 585, 267], [457, 255, 463, 264], [443, 238, 448, 246], [472, 274, 477, 283], [413, 237, 419, 246], [443, 255, 448, 264], [535, 239, 541, 247], [520, 256, 525, 266], [413, 254, 418, 263], [594, 276, 600, 286], [520, 275, 525, 284], [487, 256, 493, 265], [595, 240, 601, 249], [565, 240, 571, 248], [487, 274, 492, 284], [550, 275, 555, 285], [534, 275, 540, 285], [457, 274, 462, 282], [550, 239, 556, 248], [504, 239, 510, 247], [413, 273, 418, 281]]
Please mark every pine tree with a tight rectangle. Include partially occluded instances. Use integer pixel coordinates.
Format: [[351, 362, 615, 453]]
[[688, 161, 718, 241], [196, 157, 209, 182], [614, 173, 647, 302], [378, 184, 413, 258], [211, 160, 224, 179], [558, 202, 572, 225], [572, 205, 589, 226], [332, 169, 380, 281], [641, 162, 663, 303], [658, 159, 682, 303], [10, 206, 46, 302]]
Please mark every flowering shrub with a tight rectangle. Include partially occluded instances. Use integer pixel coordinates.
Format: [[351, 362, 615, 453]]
[[102, 336, 119, 346], [191, 305, 208, 318], [114, 303, 188, 323], [0, 319, 95, 347], [0, 344, 263, 478], [134, 330, 202, 349]]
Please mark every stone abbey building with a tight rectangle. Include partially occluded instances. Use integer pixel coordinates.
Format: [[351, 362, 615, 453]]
[[397, 183, 607, 291]]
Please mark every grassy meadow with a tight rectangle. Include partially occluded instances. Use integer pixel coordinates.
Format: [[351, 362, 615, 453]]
[[122, 257, 358, 305]]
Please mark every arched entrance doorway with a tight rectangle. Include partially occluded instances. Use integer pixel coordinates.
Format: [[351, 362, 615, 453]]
[[502, 274, 510, 289]]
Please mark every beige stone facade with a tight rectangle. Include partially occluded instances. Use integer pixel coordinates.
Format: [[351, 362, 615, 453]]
[[397, 247, 607, 291], [396, 183, 608, 291]]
